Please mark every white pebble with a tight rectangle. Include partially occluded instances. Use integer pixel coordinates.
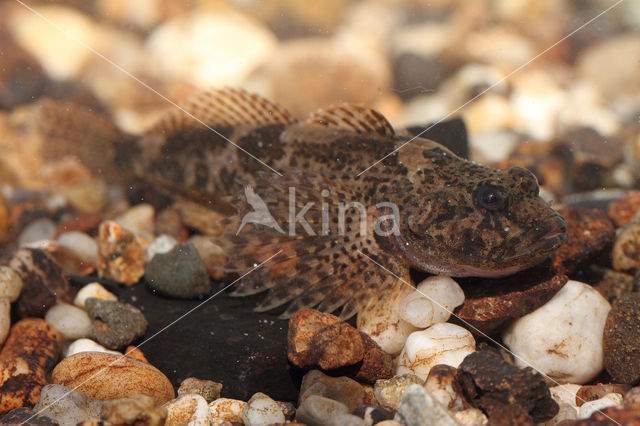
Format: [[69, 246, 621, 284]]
[[397, 323, 476, 380], [115, 203, 155, 235], [241, 392, 285, 426], [0, 265, 23, 301], [45, 303, 92, 340], [165, 394, 212, 425], [399, 276, 465, 328], [146, 234, 178, 260], [57, 231, 98, 264], [503, 281, 611, 384], [357, 283, 418, 355], [74, 282, 117, 308], [209, 398, 246, 422], [550, 384, 582, 407], [578, 393, 623, 419], [65, 338, 121, 357], [18, 218, 57, 246], [453, 408, 488, 426], [0, 299, 10, 345]]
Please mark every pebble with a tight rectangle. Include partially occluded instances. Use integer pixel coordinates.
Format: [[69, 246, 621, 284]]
[[63, 179, 109, 214], [352, 405, 396, 424], [85, 298, 148, 349], [552, 208, 615, 275], [603, 293, 640, 384], [0, 318, 63, 414], [57, 231, 98, 264], [397, 323, 476, 380], [299, 370, 369, 411], [97, 220, 147, 286], [608, 191, 640, 227], [73, 282, 118, 308], [9, 247, 75, 318], [592, 268, 634, 304], [241, 392, 286, 426], [458, 350, 559, 424], [165, 393, 211, 425], [209, 398, 246, 423], [115, 203, 155, 236], [503, 280, 611, 384], [551, 384, 582, 407], [65, 338, 121, 357], [578, 393, 623, 419], [178, 377, 223, 402], [288, 309, 364, 370], [295, 394, 350, 426], [355, 332, 395, 384], [0, 266, 23, 345], [393, 384, 458, 426], [424, 364, 469, 412], [17, 217, 56, 246], [188, 235, 227, 280], [374, 374, 423, 410], [398, 276, 465, 329], [146, 11, 277, 88], [45, 303, 92, 340], [357, 282, 417, 355], [146, 234, 178, 260], [145, 242, 212, 299], [577, 384, 631, 407], [612, 221, 640, 272], [33, 384, 103, 425], [0, 299, 9, 346], [453, 408, 489, 426], [541, 403, 578, 425], [155, 208, 189, 243], [0, 407, 58, 425], [102, 394, 167, 426], [52, 351, 174, 404], [454, 267, 567, 335]]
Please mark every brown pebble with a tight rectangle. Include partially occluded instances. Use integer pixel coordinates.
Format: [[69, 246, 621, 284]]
[[609, 190, 640, 228], [9, 248, 75, 318], [299, 370, 367, 411], [55, 212, 103, 238], [551, 207, 615, 275], [52, 351, 174, 405], [603, 293, 640, 384], [124, 346, 148, 362], [155, 208, 189, 242], [0, 318, 63, 414], [612, 222, 640, 272], [454, 266, 567, 335], [101, 394, 166, 426], [178, 377, 222, 402], [288, 308, 364, 370], [97, 220, 147, 286], [354, 333, 395, 384]]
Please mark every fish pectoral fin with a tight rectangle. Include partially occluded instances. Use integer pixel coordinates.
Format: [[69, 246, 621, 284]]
[[147, 87, 298, 136], [304, 104, 395, 138]]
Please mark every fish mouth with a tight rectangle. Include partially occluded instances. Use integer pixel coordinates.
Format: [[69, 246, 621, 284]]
[[502, 215, 568, 262]]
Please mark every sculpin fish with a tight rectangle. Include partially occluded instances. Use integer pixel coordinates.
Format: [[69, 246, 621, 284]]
[[37, 88, 568, 318]]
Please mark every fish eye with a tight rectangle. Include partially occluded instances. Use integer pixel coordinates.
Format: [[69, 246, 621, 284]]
[[474, 184, 507, 211]]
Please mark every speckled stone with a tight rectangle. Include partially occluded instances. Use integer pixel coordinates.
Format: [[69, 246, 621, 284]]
[[144, 242, 212, 299], [85, 298, 148, 349], [603, 293, 640, 385], [0, 407, 59, 426]]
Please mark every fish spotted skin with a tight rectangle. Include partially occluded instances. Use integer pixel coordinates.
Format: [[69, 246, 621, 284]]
[[36, 89, 568, 318]]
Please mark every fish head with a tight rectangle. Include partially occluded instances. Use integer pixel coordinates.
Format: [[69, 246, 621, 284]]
[[390, 139, 567, 277]]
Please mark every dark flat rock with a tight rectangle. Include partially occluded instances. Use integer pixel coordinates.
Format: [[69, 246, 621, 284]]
[[116, 283, 298, 402]]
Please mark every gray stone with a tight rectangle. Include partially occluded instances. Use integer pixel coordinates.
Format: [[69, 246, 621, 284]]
[[33, 384, 103, 425], [144, 243, 212, 299], [296, 394, 350, 426], [393, 384, 458, 426], [86, 298, 148, 349]]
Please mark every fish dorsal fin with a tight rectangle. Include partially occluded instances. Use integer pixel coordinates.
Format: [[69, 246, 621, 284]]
[[148, 88, 297, 135], [305, 104, 395, 137]]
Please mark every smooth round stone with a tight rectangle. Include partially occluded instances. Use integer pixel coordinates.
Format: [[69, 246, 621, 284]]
[[394, 384, 458, 426], [503, 280, 611, 384], [397, 323, 476, 380], [65, 338, 121, 357], [177, 377, 222, 402], [73, 282, 118, 308], [209, 398, 246, 423], [45, 303, 92, 340], [146, 234, 178, 260], [144, 242, 212, 299], [399, 276, 465, 328], [296, 395, 350, 426], [85, 298, 148, 349], [57, 231, 98, 264], [52, 351, 174, 404], [241, 392, 285, 426], [18, 218, 56, 246], [115, 203, 155, 236], [0, 266, 23, 301]]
